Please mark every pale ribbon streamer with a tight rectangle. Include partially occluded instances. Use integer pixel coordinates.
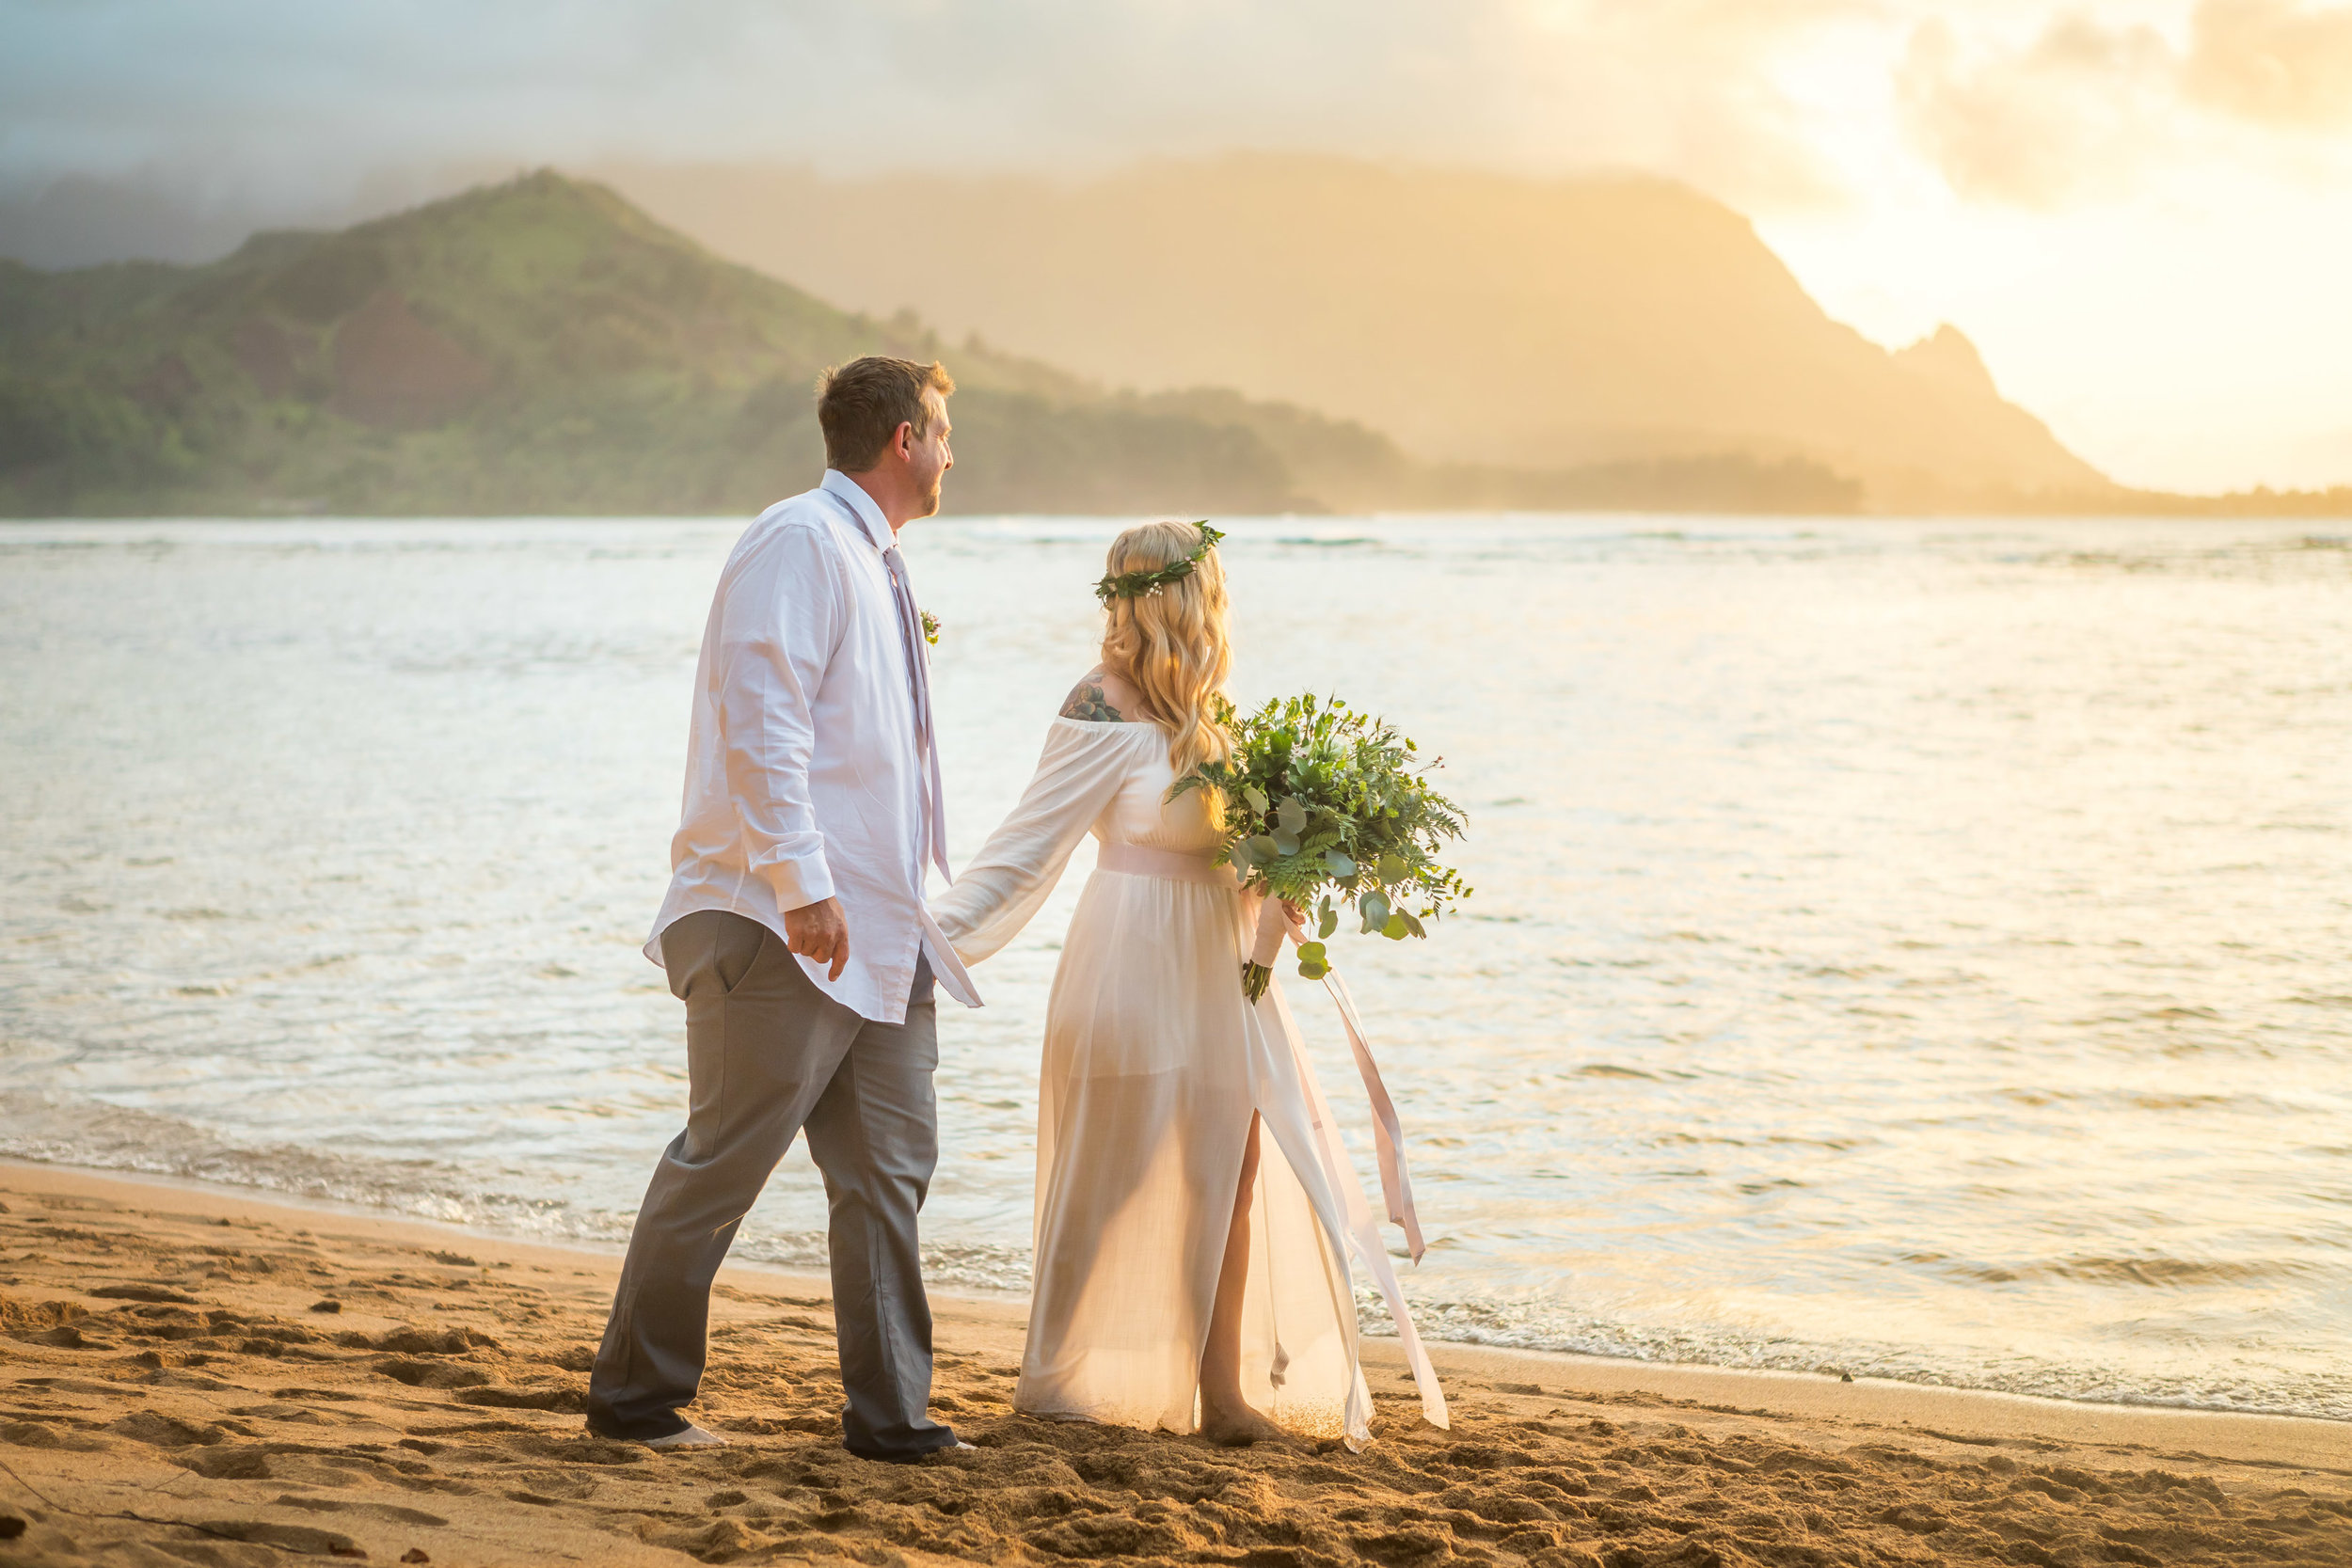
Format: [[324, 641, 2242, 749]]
[[1094, 841, 1427, 1260], [1248, 894, 1428, 1263]]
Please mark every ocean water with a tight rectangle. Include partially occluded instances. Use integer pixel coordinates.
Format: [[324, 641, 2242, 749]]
[[2, 514, 2347, 1421]]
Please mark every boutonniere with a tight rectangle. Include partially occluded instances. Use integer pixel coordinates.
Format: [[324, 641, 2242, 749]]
[[920, 610, 940, 646]]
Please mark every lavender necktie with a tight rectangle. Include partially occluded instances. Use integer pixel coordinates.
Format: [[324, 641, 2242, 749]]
[[881, 542, 953, 885]]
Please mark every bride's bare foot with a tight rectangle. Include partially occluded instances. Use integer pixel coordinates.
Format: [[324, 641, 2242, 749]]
[[1199, 1398, 1285, 1448]]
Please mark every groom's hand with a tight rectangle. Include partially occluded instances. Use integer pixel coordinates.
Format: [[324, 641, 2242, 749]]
[[785, 896, 851, 981]]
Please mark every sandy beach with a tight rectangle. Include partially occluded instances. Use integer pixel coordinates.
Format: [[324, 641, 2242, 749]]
[[1, 1162, 2346, 1566]]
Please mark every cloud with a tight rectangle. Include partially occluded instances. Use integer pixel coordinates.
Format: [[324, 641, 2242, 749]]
[[1896, 2, 2352, 206], [2185, 0, 2352, 126], [0, 0, 1856, 214], [1896, 13, 2180, 207], [6, 0, 2349, 239]]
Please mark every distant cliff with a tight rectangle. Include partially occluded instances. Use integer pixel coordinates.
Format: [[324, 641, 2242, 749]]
[[604, 156, 2124, 513]]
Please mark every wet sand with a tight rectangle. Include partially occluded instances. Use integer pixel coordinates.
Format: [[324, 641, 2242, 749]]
[[3, 1161, 2347, 1566]]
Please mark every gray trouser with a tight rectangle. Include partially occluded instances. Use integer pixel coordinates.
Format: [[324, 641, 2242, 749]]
[[586, 909, 954, 1458]]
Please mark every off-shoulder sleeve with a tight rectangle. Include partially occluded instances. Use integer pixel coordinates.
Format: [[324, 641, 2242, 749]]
[[932, 721, 1143, 965]]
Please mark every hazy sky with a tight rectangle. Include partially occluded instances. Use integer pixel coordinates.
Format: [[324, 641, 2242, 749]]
[[6, 0, 2350, 492]]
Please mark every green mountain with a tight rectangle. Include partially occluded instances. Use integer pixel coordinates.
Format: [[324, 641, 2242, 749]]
[[0, 172, 1380, 517]]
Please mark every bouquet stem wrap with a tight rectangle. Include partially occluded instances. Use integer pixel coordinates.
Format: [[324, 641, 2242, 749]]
[[1243, 891, 1427, 1263], [1249, 895, 1292, 970]]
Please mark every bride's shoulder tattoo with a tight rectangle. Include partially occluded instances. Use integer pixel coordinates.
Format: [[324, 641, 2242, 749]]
[[1059, 675, 1121, 722]]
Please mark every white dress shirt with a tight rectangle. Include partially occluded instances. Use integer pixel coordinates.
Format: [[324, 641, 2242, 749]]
[[645, 470, 979, 1023]]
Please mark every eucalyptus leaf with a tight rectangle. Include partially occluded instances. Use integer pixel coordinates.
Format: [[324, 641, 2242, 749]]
[[1297, 941, 1327, 964], [1167, 688, 1470, 999]]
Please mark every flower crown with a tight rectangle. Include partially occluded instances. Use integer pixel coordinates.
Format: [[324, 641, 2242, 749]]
[[1094, 521, 1226, 603]]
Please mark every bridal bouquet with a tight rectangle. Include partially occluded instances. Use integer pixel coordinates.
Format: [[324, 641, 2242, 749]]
[[1171, 693, 1470, 1001]]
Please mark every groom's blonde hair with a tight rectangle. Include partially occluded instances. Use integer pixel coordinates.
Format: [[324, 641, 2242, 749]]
[[1100, 521, 1234, 790]]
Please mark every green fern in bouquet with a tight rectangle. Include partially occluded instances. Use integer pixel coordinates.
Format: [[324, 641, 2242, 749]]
[[1170, 693, 1471, 1000]]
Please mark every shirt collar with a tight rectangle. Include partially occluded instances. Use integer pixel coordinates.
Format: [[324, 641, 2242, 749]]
[[820, 469, 896, 552]]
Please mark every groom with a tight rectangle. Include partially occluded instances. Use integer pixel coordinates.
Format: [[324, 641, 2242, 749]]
[[586, 356, 980, 1459]]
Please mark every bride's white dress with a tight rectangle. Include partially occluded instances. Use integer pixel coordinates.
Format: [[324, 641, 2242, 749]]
[[931, 716, 1449, 1448]]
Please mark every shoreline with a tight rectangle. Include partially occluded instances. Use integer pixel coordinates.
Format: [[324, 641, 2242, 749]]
[[8, 1155, 2347, 1471], [5, 1159, 2349, 1566]]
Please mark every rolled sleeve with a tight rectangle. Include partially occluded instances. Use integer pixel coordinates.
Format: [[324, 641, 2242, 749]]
[[716, 525, 843, 913]]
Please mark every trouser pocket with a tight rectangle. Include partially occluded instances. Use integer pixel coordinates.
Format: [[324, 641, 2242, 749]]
[[664, 910, 770, 999]]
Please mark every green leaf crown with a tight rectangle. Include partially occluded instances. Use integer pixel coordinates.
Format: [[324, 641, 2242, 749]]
[[1094, 522, 1226, 603]]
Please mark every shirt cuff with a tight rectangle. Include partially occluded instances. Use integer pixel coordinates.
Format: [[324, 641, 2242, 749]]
[[766, 848, 836, 912]]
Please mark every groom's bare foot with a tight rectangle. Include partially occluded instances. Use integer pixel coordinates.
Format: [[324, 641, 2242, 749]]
[[1199, 1399, 1284, 1448]]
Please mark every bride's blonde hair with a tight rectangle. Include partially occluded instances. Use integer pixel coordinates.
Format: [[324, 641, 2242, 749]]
[[1099, 520, 1234, 784]]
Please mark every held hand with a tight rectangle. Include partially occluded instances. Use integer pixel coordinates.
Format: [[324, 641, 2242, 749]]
[[784, 896, 852, 981]]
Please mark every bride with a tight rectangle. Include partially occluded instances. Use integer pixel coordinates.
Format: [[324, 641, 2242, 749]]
[[931, 520, 1448, 1449]]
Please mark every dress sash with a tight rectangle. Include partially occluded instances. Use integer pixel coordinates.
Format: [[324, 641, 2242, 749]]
[[1094, 840, 1242, 886]]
